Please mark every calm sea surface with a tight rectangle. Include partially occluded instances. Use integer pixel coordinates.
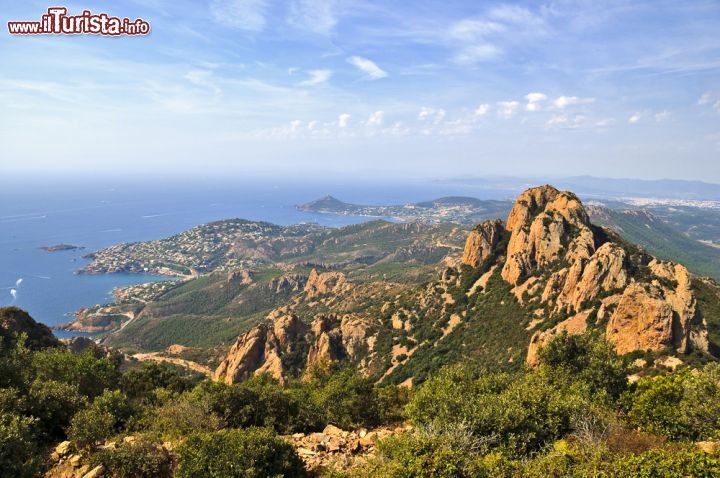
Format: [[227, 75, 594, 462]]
[[0, 177, 514, 334]]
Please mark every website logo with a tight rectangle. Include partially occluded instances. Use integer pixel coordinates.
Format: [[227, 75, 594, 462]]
[[8, 7, 150, 36]]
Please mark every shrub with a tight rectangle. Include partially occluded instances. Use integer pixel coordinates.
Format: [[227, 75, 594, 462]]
[[624, 371, 691, 440], [0, 412, 39, 478], [303, 363, 382, 430], [355, 425, 495, 478], [91, 436, 173, 478], [602, 449, 720, 477], [681, 362, 720, 439], [406, 364, 589, 456], [146, 395, 220, 438], [538, 331, 628, 400], [121, 362, 197, 402], [67, 408, 115, 450], [192, 376, 321, 434], [176, 427, 305, 478], [32, 348, 119, 399], [27, 379, 86, 439]]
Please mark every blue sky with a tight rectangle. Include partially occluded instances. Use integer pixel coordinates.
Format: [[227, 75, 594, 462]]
[[1, 0, 719, 181]]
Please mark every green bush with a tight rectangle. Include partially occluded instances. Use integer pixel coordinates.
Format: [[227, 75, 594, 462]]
[[27, 379, 86, 439], [192, 376, 321, 434], [406, 364, 589, 456], [0, 412, 39, 478], [176, 427, 305, 478], [303, 363, 382, 430], [355, 426, 495, 478], [681, 362, 720, 439], [67, 408, 115, 450], [120, 361, 197, 403], [537, 331, 628, 400], [624, 371, 691, 440], [146, 394, 221, 438], [32, 348, 119, 399], [91, 436, 173, 478]]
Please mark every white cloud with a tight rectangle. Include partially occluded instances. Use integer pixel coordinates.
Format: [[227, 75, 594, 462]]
[[338, 113, 350, 128], [288, 0, 337, 35], [488, 5, 544, 30], [290, 119, 302, 133], [449, 19, 504, 41], [417, 107, 446, 123], [525, 92, 547, 112], [452, 44, 501, 65], [307, 120, 318, 130], [347, 56, 388, 80], [496, 101, 519, 119], [553, 96, 594, 109], [299, 69, 332, 86], [367, 110, 384, 126], [654, 110, 669, 122], [628, 112, 642, 124], [474, 103, 490, 116], [210, 0, 268, 32]]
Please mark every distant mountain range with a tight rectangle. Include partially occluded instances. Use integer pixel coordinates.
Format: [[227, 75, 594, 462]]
[[433, 175, 720, 201]]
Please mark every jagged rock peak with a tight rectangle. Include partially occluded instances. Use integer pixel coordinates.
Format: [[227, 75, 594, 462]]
[[214, 323, 285, 384], [505, 185, 589, 232], [304, 269, 348, 298], [462, 219, 504, 268], [502, 185, 593, 285]]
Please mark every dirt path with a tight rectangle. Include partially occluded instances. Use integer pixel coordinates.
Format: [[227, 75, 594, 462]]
[[132, 352, 213, 376]]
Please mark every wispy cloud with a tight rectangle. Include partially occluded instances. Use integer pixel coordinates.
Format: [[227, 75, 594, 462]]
[[210, 0, 268, 31], [347, 56, 388, 79], [299, 69, 332, 86], [288, 0, 338, 35], [628, 112, 642, 124]]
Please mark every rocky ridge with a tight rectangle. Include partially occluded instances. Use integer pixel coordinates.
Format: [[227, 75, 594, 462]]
[[214, 185, 719, 385]]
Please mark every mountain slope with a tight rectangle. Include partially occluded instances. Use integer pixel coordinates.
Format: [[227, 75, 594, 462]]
[[587, 205, 720, 280], [215, 186, 720, 386]]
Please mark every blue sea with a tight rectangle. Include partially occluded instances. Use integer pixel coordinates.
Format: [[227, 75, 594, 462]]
[[0, 176, 515, 334]]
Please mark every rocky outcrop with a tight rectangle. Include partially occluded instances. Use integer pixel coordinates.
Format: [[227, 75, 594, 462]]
[[287, 423, 411, 474], [215, 312, 374, 384], [527, 310, 592, 365], [606, 261, 707, 355], [462, 219, 504, 267], [305, 269, 348, 297], [472, 185, 712, 363], [214, 323, 285, 384], [502, 186, 593, 285], [606, 283, 675, 354], [271, 274, 307, 294]]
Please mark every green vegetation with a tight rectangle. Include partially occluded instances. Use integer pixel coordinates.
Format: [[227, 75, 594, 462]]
[[176, 427, 305, 478], [344, 332, 720, 478]]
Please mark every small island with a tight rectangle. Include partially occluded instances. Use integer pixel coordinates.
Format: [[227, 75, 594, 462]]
[[40, 244, 84, 252]]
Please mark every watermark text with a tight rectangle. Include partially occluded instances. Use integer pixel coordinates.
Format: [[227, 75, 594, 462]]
[[8, 7, 150, 36]]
